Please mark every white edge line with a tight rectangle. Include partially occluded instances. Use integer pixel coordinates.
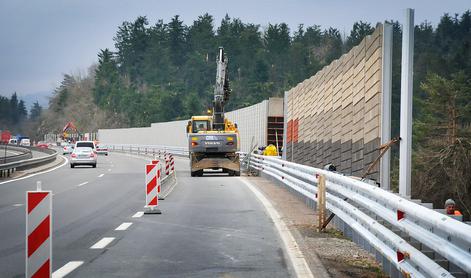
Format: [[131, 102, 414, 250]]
[[0, 155, 68, 185], [240, 177, 314, 278], [132, 211, 144, 218], [52, 261, 84, 278], [90, 237, 115, 249], [115, 222, 133, 231]]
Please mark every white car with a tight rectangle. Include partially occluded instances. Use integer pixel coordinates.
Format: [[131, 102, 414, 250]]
[[96, 145, 109, 156], [20, 138, 31, 146], [70, 147, 97, 168], [62, 144, 74, 155]]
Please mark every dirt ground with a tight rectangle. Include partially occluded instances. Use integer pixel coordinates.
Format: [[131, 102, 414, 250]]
[[245, 176, 387, 278]]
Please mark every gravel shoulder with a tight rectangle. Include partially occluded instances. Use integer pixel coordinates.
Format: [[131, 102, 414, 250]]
[[244, 175, 387, 278]]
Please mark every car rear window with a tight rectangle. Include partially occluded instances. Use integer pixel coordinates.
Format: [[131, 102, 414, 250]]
[[76, 142, 94, 149]]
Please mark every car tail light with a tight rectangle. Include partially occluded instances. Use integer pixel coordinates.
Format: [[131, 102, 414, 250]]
[[191, 142, 198, 147], [90, 153, 95, 158], [71, 153, 77, 158], [226, 142, 234, 145]]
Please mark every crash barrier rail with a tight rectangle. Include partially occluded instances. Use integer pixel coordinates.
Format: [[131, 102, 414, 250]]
[[0, 147, 58, 178], [0, 144, 32, 164], [108, 144, 189, 157], [242, 153, 471, 277]]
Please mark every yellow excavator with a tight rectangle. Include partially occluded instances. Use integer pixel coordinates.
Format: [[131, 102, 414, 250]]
[[186, 47, 240, 177]]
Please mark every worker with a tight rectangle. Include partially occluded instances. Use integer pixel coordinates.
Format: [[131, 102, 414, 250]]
[[445, 199, 462, 216], [263, 144, 278, 156]]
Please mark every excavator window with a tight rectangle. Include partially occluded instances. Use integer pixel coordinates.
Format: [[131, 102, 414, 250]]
[[192, 120, 210, 133]]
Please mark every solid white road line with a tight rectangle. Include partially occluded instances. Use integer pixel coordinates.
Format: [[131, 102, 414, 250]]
[[98, 174, 104, 178], [52, 261, 84, 278], [132, 211, 144, 218], [90, 237, 115, 249], [240, 178, 315, 278], [115, 222, 133, 231], [77, 181, 89, 187], [0, 156, 68, 185]]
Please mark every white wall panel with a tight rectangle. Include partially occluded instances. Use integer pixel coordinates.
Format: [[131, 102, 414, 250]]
[[98, 98, 283, 153]]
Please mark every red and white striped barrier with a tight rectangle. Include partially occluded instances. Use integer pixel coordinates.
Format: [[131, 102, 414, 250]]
[[165, 155, 170, 176], [151, 160, 161, 193], [169, 154, 175, 173], [145, 164, 161, 214], [26, 185, 52, 277]]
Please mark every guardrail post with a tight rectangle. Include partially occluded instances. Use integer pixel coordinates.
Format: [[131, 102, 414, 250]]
[[317, 175, 326, 232]]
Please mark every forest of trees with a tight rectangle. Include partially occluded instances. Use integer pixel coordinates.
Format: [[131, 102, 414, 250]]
[[0, 93, 42, 135], [93, 14, 373, 126]]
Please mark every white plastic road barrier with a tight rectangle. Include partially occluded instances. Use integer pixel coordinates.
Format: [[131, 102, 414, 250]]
[[26, 184, 52, 277], [144, 164, 161, 214]]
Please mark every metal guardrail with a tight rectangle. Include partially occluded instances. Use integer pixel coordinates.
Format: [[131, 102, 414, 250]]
[[102, 144, 471, 276], [0, 144, 32, 164], [243, 153, 471, 277], [108, 144, 189, 157], [0, 147, 58, 177]]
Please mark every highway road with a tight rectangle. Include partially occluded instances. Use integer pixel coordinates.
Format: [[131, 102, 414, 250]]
[[0, 153, 292, 277]]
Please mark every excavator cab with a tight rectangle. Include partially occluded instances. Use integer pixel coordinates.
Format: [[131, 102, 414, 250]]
[[186, 116, 212, 134]]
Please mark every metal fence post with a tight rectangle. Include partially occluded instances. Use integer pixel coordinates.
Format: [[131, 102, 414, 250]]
[[399, 8, 414, 197], [317, 175, 326, 231], [380, 22, 393, 191]]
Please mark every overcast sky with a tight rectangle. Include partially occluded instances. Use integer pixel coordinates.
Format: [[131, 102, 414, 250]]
[[0, 0, 469, 101]]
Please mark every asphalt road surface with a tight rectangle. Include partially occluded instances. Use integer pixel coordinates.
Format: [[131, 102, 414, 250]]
[[0, 153, 291, 277]]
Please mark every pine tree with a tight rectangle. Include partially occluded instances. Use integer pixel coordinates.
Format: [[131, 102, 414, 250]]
[[29, 101, 42, 120]]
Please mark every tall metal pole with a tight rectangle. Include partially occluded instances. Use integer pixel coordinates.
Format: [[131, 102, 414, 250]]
[[282, 91, 288, 160], [380, 22, 393, 191], [399, 9, 414, 197]]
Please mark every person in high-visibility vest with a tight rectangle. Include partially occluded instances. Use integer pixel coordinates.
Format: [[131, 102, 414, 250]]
[[263, 144, 278, 156], [445, 199, 462, 216]]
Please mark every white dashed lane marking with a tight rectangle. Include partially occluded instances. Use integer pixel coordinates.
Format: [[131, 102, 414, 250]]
[[52, 261, 84, 278], [12, 204, 23, 207], [98, 174, 104, 178], [77, 181, 89, 187], [115, 222, 133, 231], [90, 237, 115, 249], [132, 211, 144, 218]]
